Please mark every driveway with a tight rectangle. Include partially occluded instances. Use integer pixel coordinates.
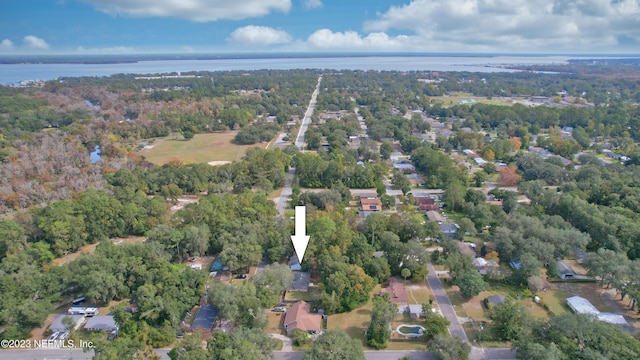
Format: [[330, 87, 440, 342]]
[[270, 333, 294, 351]]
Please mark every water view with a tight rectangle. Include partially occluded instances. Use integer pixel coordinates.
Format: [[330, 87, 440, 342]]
[[0, 54, 580, 85]]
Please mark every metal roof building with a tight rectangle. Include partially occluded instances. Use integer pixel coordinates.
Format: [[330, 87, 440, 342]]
[[567, 296, 599, 315]]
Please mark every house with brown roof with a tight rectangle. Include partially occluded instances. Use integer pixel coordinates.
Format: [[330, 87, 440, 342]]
[[415, 197, 439, 211], [383, 277, 408, 305], [426, 210, 445, 222], [283, 301, 322, 336], [360, 197, 382, 212]]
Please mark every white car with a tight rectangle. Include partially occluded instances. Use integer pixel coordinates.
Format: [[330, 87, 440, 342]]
[[58, 332, 70, 341]]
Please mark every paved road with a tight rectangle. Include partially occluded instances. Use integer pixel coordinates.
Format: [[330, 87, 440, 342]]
[[0, 349, 171, 360], [274, 350, 434, 360], [276, 75, 321, 217], [276, 167, 295, 217], [426, 262, 468, 341], [470, 347, 516, 360], [294, 75, 322, 149]]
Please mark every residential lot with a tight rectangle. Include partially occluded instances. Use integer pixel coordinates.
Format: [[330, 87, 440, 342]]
[[141, 132, 267, 165]]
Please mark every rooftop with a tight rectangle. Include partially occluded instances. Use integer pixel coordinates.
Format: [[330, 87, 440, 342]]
[[384, 277, 408, 304], [191, 304, 218, 331], [290, 271, 311, 292], [283, 301, 322, 334], [567, 296, 599, 315]]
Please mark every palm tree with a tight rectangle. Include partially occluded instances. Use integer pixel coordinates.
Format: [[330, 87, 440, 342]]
[[401, 268, 411, 286]]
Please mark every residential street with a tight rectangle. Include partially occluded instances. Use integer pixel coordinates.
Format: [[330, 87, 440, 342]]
[[294, 75, 321, 149], [426, 262, 468, 341], [276, 75, 322, 218], [273, 350, 434, 360]]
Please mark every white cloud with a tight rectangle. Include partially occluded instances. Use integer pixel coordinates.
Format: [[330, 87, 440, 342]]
[[361, 0, 640, 52], [305, 29, 411, 50], [228, 26, 292, 45], [303, 0, 322, 9], [0, 39, 14, 49], [78, 0, 292, 22], [23, 35, 50, 50]]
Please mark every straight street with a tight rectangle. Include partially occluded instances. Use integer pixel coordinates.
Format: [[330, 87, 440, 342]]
[[294, 75, 321, 149], [426, 262, 468, 341], [426, 263, 516, 359], [276, 74, 322, 218], [274, 350, 434, 360]]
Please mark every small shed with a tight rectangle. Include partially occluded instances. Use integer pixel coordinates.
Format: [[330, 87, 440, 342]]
[[557, 260, 576, 279], [485, 295, 506, 308], [289, 254, 302, 271], [407, 304, 424, 319], [50, 315, 85, 333]]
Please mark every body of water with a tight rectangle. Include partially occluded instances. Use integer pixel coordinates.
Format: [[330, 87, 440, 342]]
[[0, 55, 580, 85], [90, 145, 101, 164]]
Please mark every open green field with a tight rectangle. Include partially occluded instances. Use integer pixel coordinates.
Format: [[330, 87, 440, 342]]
[[430, 92, 514, 107], [140, 132, 267, 165]]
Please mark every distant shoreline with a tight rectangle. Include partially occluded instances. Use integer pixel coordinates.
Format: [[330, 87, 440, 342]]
[[1, 52, 638, 65]]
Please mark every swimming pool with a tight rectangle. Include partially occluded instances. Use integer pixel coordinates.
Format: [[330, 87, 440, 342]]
[[396, 324, 425, 337]]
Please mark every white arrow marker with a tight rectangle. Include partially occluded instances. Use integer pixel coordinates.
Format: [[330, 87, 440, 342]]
[[291, 206, 310, 264]]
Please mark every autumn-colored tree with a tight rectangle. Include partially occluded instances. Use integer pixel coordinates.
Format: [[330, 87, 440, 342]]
[[497, 164, 521, 187], [509, 137, 522, 151], [484, 251, 500, 264], [483, 149, 495, 161]]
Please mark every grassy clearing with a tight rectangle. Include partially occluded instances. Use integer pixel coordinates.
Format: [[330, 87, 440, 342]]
[[327, 285, 380, 344], [406, 284, 433, 305], [430, 94, 513, 107], [266, 312, 284, 335], [141, 132, 267, 165], [285, 291, 317, 302]]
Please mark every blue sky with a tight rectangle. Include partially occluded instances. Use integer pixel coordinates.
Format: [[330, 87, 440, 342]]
[[1, 0, 639, 54]]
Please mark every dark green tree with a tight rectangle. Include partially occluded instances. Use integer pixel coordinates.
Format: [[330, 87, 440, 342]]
[[304, 329, 365, 360]]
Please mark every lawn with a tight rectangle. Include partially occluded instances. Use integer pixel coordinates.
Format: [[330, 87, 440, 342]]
[[406, 284, 433, 305], [387, 316, 430, 351], [140, 132, 267, 165], [430, 93, 513, 107], [327, 285, 380, 344], [266, 312, 284, 335], [285, 291, 317, 302]]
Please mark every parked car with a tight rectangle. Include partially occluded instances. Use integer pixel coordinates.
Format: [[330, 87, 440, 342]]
[[273, 307, 286, 312], [58, 332, 70, 341], [48, 332, 60, 341], [235, 274, 247, 279]]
